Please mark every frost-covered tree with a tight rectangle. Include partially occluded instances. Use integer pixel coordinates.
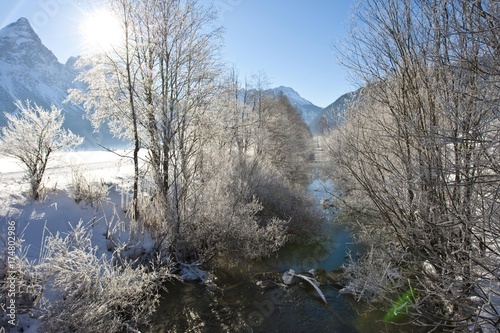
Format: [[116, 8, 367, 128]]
[[69, 0, 316, 265], [131, 0, 223, 250], [261, 94, 312, 178], [68, 0, 142, 220], [70, 0, 223, 251], [0, 100, 82, 199]]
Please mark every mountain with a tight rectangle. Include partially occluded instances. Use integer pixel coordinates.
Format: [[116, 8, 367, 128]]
[[0, 18, 117, 149], [0, 18, 334, 145], [266, 86, 363, 135], [310, 89, 362, 134], [0, 18, 72, 113], [266, 86, 323, 127]]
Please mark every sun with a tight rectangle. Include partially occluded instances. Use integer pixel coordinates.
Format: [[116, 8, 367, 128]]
[[80, 9, 122, 53]]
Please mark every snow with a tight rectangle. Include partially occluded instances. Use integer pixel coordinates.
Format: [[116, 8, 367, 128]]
[[281, 269, 327, 304], [1, 150, 136, 190], [282, 269, 296, 285], [0, 18, 38, 42], [0, 150, 157, 332], [0, 150, 140, 263], [0, 149, 156, 267]]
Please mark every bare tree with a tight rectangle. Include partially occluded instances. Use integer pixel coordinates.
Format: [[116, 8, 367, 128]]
[[118, 0, 223, 254], [329, 0, 500, 330], [68, 0, 142, 221], [0, 100, 82, 200]]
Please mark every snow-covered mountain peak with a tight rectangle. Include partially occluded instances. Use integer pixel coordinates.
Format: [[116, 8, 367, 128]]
[[0, 17, 59, 66], [0, 17, 123, 149], [271, 86, 314, 107], [0, 17, 39, 41], [65, 56, 79, 67], [266, 86, 322, 128]]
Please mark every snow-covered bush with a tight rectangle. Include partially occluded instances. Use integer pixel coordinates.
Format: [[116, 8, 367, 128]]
[[341, 244, 405, 303], [186, 193, 288, 264], [38, 221, 165, 333], [70, 166, 109, 208], [242, 159, 320, 238], [178, 152, 290, 265]]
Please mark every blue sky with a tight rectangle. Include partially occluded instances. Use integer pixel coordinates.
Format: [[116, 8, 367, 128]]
[[0, 0, 356, 107]]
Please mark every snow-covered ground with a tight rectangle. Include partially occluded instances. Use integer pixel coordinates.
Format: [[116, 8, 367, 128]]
[[0, 150, 150, 332], [0, 149, 146, 258], [1, 150, 135, 198]]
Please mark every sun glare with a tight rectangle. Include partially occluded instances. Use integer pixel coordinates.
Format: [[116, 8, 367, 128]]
[[80, 9, 122, 53]]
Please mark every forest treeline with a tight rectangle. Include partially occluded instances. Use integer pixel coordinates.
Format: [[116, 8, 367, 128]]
[[327, 0, 500, 330]]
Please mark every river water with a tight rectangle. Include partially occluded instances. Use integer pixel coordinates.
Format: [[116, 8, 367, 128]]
[[149, 144, 419, 333]]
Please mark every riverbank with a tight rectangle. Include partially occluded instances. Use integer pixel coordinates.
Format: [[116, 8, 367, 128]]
[[147, 138, 407, 333]]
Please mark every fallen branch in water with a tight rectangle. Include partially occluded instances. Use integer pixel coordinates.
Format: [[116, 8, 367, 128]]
[[282, 269, 327, 304]]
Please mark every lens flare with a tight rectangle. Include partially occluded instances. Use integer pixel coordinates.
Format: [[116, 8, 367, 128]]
[[80, 9, 122, 53]]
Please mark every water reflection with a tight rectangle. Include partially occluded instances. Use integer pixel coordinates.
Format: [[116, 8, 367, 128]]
[[150, 169, 356, 333], [151, 271, 364, 333], [150, 153, 419, 332]]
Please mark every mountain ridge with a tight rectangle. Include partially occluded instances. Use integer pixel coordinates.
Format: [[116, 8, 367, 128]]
[[310, 88, 362, 134], [0, 17, 120, 148], [266, 86, 324, 127], [0, 17, 353, 145], [0, 17, 77, 113]]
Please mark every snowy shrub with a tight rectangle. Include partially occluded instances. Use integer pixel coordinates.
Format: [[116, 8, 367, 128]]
[[182, 153, 290, 264], [70, 166, 109, 208], [245, 159, 321, 237], [38, 221, 165, 333], [189, 195, 288, 264], [341, 244, 405, 303]]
